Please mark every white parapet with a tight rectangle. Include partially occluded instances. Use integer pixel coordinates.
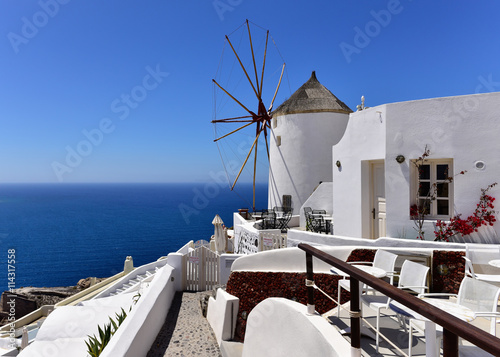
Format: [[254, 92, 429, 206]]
[[123, 256, 134, 274], [207, 288, 239, 346], [166, 252, 184, 292], [242, 298, 350, 357]]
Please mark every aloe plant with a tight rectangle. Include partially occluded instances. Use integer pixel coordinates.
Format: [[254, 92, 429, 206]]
[[85, 308, 128, 357]]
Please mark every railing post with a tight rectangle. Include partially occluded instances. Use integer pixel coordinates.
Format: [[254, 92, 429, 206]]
[[443, 328, 459, 357], [305, 252, 315, 314], [350, 278, 361, 355]]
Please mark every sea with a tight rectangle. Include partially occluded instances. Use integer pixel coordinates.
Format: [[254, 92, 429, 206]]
[[0, 183, 267, 293]]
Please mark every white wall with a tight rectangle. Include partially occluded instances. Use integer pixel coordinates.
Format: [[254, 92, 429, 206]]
[[332, 92, 500, 242], [269, 112, 349, 215], [231, 246, 354, 274], [384, 92, 500, 242], [99, 265, 176, 357], [219, 254, 244, 285], [242, 298, 350, 357], [332, 106, 386, 238], [286, 229, 467, 250]]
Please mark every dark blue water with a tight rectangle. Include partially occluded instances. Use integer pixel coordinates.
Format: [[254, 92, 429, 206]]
[[0, 183, 267, 292]]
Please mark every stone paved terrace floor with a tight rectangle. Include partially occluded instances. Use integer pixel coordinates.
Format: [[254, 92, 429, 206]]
[[147, 291, 222, 357]]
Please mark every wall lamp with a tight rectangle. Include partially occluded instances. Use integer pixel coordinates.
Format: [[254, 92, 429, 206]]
[[395, 155, 405, 164]]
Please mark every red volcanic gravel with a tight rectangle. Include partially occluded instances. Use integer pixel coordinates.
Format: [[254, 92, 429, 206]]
[[432, 250, 465, 294], [226, 249, 465, 341]]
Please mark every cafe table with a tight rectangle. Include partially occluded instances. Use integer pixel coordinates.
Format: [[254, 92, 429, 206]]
[[489, 259, 500, 268]]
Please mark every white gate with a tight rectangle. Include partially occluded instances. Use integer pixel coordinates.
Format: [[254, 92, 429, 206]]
[[183, 246, 219, 291]]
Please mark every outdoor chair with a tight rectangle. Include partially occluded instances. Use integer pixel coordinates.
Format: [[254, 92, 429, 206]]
[[409, 276, 500, 340], [261, 210, 276, 230], [303, 207, 313, 231], [463, 243, 500, 283], [276, 209, 292, 232], [361, 260, 429, 353], [310, 215, 327, 233], [337, 249, 398, 317]]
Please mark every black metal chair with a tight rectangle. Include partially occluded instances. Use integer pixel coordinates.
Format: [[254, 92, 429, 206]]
[[261, 210, 276, 229], [276, 209, 292, 232], [310, 215, 327, 233], [304, 207, 313, 231]]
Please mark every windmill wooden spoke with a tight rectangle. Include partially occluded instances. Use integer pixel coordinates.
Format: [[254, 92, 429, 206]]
[[225, 35, 260, 100], [213, 79, 256, 116], [259, 30, 269, 99], [264, 126, 270, 160], [213, 119, 254, 123], [246, 19, 261, 101], [214, 122, 254, 142], [231, 127, 263, 190], [212, 21, 286, 210], [252, 123, 260, 209], [269, 62, 285, 112], [212, 115, 254, 123]]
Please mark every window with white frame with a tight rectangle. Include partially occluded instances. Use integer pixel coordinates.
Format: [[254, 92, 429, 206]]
[[412, 159, 453, 218]]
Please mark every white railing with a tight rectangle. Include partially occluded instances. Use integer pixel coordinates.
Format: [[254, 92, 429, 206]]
[[260, 230, 286, 251], [234, 212, 286, 254]]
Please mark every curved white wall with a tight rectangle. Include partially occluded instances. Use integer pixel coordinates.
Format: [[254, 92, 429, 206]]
[[242, 298, 350, 357], [269, 112, 349, 214], [231, 246, 353, 273]]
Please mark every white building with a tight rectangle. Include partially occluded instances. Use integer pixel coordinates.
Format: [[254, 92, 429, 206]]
[[268, 71, 351, 215], [270, 74, 500, 243]]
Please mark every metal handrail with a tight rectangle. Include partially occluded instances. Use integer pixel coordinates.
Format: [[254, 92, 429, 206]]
[[298, 243, 500, 357]]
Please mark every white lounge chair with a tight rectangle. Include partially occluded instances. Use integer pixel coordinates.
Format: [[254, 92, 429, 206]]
[[399, 276, 500, 356], [361, 260, 429, 353], [336, 249, 398, 318]]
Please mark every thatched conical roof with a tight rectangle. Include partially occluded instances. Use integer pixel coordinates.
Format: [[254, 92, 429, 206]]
[[272, 71, 352, 116]]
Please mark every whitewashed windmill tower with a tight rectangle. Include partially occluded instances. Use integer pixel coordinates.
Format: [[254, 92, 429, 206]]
[[269, 71, 352, 214]]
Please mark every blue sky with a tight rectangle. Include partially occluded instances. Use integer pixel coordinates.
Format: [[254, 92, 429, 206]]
[[1, 1, 499, 184]]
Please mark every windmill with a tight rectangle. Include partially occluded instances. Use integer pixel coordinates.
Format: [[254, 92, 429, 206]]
[[212, 20, 286, 211]]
